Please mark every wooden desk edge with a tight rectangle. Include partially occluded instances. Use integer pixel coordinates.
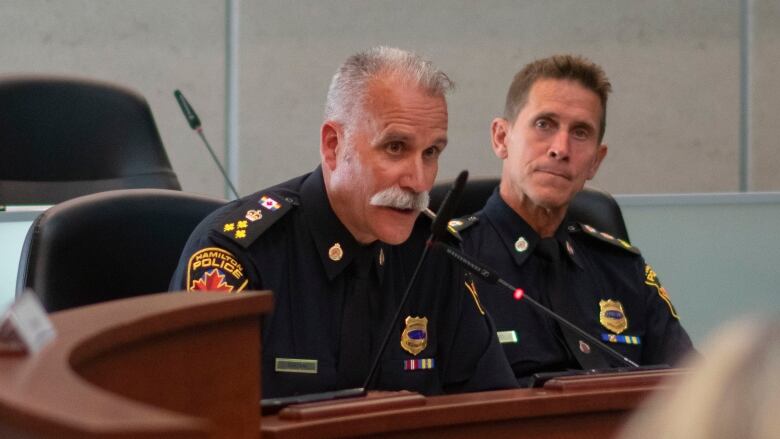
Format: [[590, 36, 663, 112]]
[[262, 369, 686, 439], [0, 291, 272, 438]]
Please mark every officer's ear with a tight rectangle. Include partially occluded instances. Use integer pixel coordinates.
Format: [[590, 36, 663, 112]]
[[320, 120, 343, 171], [491, 117, 511, 160], [586, 143, 608, 180]]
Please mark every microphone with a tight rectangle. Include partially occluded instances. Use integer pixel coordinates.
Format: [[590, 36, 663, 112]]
[[260, 172, 470, 413], [174, 89, 240, 200], [432, 241, 640, 369], [173, 89, 201, 130], [423, 176, 635, 368], [361, 170, 469, 391]]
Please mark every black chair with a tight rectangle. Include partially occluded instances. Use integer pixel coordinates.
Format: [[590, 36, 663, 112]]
[[15, 189, 224, 312], [0, 75, 180, 205], [429, 177, 630, 242]]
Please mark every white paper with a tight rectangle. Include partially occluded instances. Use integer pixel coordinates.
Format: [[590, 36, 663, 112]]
[[0, 291, 56, 354]]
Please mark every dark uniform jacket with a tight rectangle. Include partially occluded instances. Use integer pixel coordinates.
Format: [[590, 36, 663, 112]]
[[170, 167, 516, 398], [457, 191, 695, 384]]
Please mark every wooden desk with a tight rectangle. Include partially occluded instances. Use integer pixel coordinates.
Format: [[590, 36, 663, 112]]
[[0, 290, 682, 439], [0, 291, 273, 439], [262, 369, 684, 439]]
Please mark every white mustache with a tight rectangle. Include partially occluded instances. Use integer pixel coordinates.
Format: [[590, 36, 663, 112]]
[[369, 186, 429, 211]]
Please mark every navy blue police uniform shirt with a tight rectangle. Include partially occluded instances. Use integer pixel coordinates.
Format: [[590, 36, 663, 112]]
[[456, 191, 695, 384], [169, 167, 516, 398]]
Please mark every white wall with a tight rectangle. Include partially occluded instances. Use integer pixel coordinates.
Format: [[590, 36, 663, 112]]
[[618, 193, 780, 344], [2, 0, 778, 198]]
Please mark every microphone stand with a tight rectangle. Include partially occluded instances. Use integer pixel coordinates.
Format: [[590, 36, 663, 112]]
[[261, 172, 469, 412], [174, 89, 240, 200], [433, 242, 640, 369]]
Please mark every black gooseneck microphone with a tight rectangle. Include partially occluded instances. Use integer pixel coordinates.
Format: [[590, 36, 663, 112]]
[[431, 243, 640, 369], [361, 170, 469, 390], [174, 90, 240, 200], [260, 170, 470, 413]]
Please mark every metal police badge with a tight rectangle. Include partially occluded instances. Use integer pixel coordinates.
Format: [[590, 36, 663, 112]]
[[401, 316, 428, 356], [599, 299, 628, 334], [186, 247, 248, 293]]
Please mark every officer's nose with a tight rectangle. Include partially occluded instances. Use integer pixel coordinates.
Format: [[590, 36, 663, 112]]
[[547, 131, 571, 161], [399, 155, 430, 194]]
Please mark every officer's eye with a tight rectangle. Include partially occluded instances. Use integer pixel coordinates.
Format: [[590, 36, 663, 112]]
[[385, 141, 404, 155], [572, 127, 591, 141], [422, 145, 441, 160], [534, 118, 553, 131]]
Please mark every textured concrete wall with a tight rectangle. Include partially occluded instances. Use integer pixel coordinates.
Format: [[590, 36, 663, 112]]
[[751, 0, 780, 191], [1, 0, 227, 196], [2, 0, 778, 198]]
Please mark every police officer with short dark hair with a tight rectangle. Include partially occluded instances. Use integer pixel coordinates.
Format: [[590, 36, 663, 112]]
[[455, 54, 695, 384], [170, 47, 516, 398]]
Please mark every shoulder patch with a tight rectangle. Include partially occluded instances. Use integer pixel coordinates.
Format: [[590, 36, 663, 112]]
[[440, 215, 478, 243], [186, 247, 249, 292], [573, 223, 641, 255], [216, 192, 295, 248], [644, 264, 679, 319]]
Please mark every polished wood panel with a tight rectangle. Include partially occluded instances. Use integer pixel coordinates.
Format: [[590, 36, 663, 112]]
[[262, 369, 684, 439], [0, 291, 273, 439]]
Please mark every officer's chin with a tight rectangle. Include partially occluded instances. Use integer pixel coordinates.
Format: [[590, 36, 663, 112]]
[[372, 207, 418, 245]]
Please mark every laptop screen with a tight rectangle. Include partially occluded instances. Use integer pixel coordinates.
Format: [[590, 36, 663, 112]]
[[0, 210, 42, 307]]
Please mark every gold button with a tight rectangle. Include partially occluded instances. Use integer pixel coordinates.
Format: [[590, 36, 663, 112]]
[[328, 243, 343, 261], [514, 237, 529, 252]]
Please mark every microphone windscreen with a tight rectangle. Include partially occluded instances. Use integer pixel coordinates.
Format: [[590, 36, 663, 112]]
[[174, 90, 202, 130], [430, 170, 468, 241]]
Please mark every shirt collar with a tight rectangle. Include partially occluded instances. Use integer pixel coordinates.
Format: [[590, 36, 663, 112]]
[[301, 166, 387, 281], [482, 190, 584, 269]]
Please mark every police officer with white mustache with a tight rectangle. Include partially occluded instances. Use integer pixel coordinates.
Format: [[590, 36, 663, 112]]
[[455, 55, 695, 385], [170, 47, 516, 398]]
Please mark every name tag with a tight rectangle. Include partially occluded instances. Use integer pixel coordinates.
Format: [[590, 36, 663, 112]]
[[497, 330, 518, 344], [275, 357, 318, 374]]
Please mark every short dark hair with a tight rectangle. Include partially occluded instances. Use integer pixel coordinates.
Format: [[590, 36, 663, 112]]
[[503, 54, 612, 142]]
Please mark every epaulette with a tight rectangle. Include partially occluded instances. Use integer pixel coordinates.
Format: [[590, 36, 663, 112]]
[[444, 215, 479, 242], [571, 222, 641, 255], [447, 215, 479, 233], [215, 192, 296, 248]]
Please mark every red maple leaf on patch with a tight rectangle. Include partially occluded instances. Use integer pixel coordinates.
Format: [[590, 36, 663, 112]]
[[191, 269, 234, 292]]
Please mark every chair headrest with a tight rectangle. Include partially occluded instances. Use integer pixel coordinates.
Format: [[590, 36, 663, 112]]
[[0, 76, 180, 204], [429, 177, 629, 241]]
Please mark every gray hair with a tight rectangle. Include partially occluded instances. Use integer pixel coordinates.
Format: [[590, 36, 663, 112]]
[[324, 46, 453, 125]]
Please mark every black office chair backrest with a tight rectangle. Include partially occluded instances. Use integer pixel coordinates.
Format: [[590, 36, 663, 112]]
[[0, 75, 181, 205], [429, 177, 630, 242], [16, 189, 224, 312]]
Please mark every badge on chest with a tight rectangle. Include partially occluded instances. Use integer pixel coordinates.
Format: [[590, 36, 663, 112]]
[[599, 299, 628, 334], [401, 316, 428, 355]]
